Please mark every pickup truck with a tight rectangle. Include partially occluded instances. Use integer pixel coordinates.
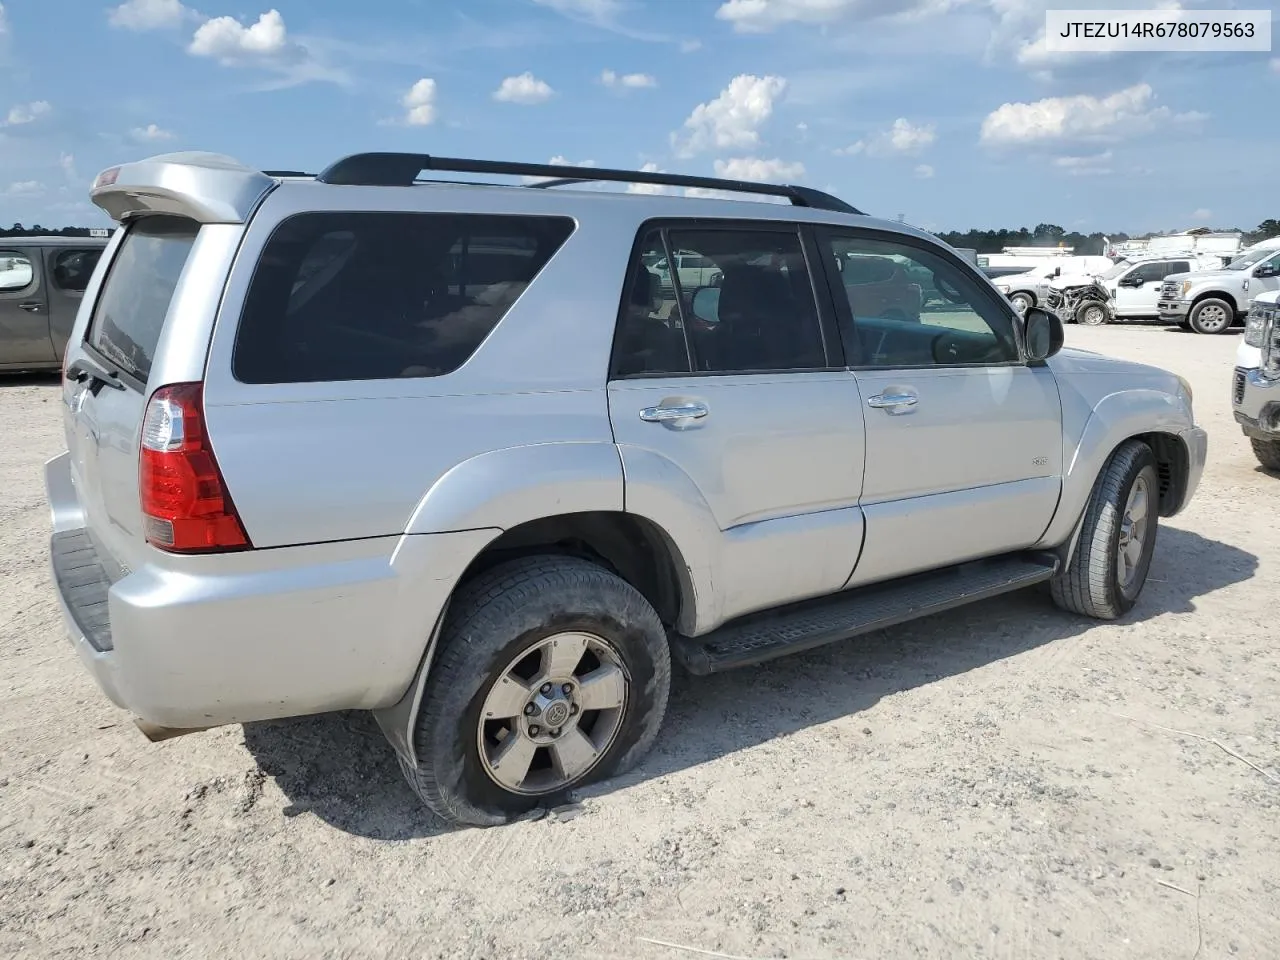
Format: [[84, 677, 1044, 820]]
[[1158, 246, 1280, 335], [0, 236, 108, 371]]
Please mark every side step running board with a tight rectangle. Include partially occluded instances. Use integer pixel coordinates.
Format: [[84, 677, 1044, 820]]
[[671, 555, 1058, 675]]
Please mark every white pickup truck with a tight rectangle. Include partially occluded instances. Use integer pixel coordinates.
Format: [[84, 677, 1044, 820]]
[[1158, 245, 1280, 334]]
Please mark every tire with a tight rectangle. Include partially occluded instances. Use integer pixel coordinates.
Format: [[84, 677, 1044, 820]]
[[399, 555, 671, 827], [1009, 292, 1034, 315], [1076, 301, 1109, 326], [1187, 297, 1233, 335], [1050, 440, 1159, 620], [1252, 437, 1280, 472]]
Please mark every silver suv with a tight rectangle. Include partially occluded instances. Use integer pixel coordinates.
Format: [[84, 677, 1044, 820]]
[[47, 151, 1207, 827]]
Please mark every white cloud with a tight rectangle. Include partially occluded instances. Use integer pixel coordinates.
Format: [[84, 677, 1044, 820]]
[[680, 38, 703, 52], [131, 123, 175, 142], [714, 156, 805, 181], [6, 101, 51, 125], [493, 72, 554, 105], [108, 0, 192, 30], [1052, 150, 1113, 176], [716, 0, 962, 32], [5, 180, 44, 198], [189, 9, 289, 62], [533, 0, 624, 20], [601, 69, 657, 89], [914, 163, 935, 179], [980, 83, 1204, 145], [59, 153, 78, 182], [838, 117, 935, 157], [673, 74, 787, 157], [0, 3, 9, 38], [401, 78, 437, 126], [1191, 208, 1213, 221], [627, 161, 670, 195]]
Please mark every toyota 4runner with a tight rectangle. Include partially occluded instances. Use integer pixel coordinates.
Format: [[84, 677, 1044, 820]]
[[47, 151, 1207, 827]]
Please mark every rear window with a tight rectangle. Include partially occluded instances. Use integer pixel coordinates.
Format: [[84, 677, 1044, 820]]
[[232, 212, 575, 384], [87, 216, 199, 382]]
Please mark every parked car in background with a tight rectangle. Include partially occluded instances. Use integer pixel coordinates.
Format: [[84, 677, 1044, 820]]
[[1, 236, 109, 371], [651, 249, 722, 291], [1234, 292, 1280, 470], [47, 150, 1205, 828], [1051, 254, 1224, 323], [1158, 246, 1280, 334], [991, 256, 1114, 314]]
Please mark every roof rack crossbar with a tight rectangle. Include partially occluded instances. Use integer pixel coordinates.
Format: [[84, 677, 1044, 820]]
[[314, 153, 864, 215]]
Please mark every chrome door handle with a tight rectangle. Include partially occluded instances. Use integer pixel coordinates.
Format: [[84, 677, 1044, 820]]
[[18, 302, 42, 313], [639, 401, 709, 422], [867, 393, 918, 409]]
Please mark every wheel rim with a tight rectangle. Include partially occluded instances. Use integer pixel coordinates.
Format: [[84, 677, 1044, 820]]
[[477, 632, 629, 796], [1194, 304, 1227, 331], [1011, 295, 1031, 314], [1082, 305, 1106, 325], [1116, 475, 1150, 591]]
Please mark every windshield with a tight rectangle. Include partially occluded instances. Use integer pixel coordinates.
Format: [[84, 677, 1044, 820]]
[[1099, 259, 1133, 281], [1225, 248, 1273, 271]]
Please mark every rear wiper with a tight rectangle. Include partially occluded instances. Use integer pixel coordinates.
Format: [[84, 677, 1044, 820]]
[[65, 356, 126, 391]]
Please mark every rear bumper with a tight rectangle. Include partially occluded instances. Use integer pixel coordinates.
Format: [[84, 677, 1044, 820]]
[[45, 452, 499, 729]]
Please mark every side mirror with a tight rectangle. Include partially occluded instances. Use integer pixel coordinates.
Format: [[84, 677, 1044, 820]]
[[1023, 306, 1064, 362], [1053, 267, 1062, 278], [1255, 265, 1279, 279], [690, 286, 720, 325]]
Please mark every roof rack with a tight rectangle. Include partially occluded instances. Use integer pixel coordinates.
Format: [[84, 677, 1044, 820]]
[[314, 152, 864, 215]]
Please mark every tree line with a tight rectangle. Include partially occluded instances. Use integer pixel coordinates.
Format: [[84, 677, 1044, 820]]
[[935, 220, 1280, 256], [1, 224, 107, 238]]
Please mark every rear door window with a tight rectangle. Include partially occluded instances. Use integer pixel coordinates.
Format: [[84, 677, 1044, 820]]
[[87, 216, 200, 383], [52, 248, 105, 293], [232, 212, 575, 384]]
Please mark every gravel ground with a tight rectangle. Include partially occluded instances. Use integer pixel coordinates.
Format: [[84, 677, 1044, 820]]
[[1, 324, 1277, 960]]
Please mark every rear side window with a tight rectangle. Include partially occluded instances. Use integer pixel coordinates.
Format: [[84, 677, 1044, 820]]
[[88, 216, 199, 382], [52, 249, 104, 293], [233, 212, 575, 384]]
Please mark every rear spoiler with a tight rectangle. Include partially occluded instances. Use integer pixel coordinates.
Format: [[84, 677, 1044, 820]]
[[90, 152, 279, 225]]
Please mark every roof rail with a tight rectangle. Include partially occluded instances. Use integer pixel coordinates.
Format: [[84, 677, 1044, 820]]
[[314, 152, 864, 215]]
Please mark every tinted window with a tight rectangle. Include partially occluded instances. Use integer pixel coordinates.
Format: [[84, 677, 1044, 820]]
[[234, 213, 574, 384], [612, 230, 691, 377], [1169, 261, 1190, 275], [88, 216, 199, 381], [0, 251, 34, 291], [52, 249, 104, 293], [827, 233, 1019, 367], [668, 227, 824, 373], [1133, 262, 1170, 282]]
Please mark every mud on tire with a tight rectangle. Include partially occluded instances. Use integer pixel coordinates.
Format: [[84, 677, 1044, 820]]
[[399, 555, 671, 827]]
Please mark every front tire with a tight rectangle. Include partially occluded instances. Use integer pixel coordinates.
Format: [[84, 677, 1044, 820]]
[[1252, 437, 1280, 472], [1187, 297, 1233, 335], [400, 556, 671, 827], [1076, 301, 1109, 326], [1051, 441, 1159, 620], [1010, 292, 1034, 315]]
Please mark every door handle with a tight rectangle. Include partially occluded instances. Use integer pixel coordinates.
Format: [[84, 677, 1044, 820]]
[[18, 301, 42, 313], [639, 401, 709, 422], [867, 393, 918, 409]]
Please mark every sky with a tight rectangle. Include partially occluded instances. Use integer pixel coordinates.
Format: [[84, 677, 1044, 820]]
[[0, 0, 1277, 234]]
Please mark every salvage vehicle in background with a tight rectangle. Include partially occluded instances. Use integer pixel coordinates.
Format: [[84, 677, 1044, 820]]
[[1, 236, 108, 371], [991, 256, 1113, 315], [47, 151, 1206, 828], [1158, 246, 1280, 335], [1234, 292, 1280, 471]]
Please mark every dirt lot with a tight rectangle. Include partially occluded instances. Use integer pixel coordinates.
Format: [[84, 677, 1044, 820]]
[[1, 325, 1276, 960]]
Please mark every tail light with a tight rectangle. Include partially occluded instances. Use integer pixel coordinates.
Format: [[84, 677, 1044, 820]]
[[139, 382, 250, 553]]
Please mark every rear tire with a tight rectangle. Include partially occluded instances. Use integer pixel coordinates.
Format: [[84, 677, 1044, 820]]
[[1187, 297, 1234, 335], [1251, 438, 1280, 472], [399, 555, 671, 827], [1051, 441, 1159, 620]]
